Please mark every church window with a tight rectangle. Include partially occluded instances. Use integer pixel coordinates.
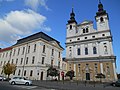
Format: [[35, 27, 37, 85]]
[[83, 28, 85, 33], [85, 47, 88, 55], [70, 25, 72, 29], [100, 17, 104, 22], [104, 46, 108, 54], [93, 47, 97, 54], [102, 34, 105, 36], [85, 37, 87, 39], [86, 28, 89, 33], [77, 38, 80, 40], [77, 48, 80, 55], [92, 36, 95, 38]]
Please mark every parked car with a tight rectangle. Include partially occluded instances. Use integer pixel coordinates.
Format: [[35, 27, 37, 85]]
[[111, 80, 120, 87], [9, 77, 32, 85], [0, 76, 7, 81]]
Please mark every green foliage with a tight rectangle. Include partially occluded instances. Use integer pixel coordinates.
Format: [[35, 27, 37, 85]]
[[3, 62, 16, 78], [65, 70, 74, 80], [47, 66, 59, 77]]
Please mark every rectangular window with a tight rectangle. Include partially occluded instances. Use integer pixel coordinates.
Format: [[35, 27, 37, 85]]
[[58, 52, 60, 58], [4, 61, 6, 64], [6, 52, 8, 57], [85, 47, 88, 55], [34, 44, 36, 52], [17, 48, 20, 55], [26, 57, 28, 64], [32, 56, 35, 64], [28, 46, 30, 53], [42, 45, 45, 53], [18, 69, 21, 76], [13, 49, 16, 56], [0, 54, 1, 58], [30, 70, 33, 76], [11, 59, 14, 64], [20, 58, 23, 65], [51, 49, 54, 56], [24, 70, 26, 76], [78, 64, 80, 76], [16, 59, 18, 64], [93, 47, 97, 54], [42, 57, 44, 64], [51, 60, 53, 66], [22, 47, 25, 55], [94, 63, 98, 74], [58, 61, 60, 68], [1, 61, 3, 66], [77, 48, 80, 55], [3, 53, 5, 58]]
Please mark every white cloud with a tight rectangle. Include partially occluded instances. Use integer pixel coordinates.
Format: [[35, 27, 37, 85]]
[[0, 0, 14, 2], [0, 9, 51, 47], [25, 0, 50, 11]]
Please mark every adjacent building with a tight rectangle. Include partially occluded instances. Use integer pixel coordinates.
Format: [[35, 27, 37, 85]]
[[65, 2, 117, 81], [0, 32, 64, 80]]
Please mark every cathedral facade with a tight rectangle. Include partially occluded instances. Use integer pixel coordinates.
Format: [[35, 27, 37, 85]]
[[65, 2, 117, 81]]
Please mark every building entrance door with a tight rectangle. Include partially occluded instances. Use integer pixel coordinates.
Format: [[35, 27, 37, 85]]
[[86, 73, 90, 80], [40, 71, 43, 80]]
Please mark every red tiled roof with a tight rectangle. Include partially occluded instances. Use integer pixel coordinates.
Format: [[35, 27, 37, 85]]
[[0, 47, 12, 52]]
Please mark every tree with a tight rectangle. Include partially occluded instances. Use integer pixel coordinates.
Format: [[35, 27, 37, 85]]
[[95, 73, 105, 82], [65, 70, 74, 80], [3, 62, 16, 79], [47, 66, 59, 78], [117, 73, 120, 79]]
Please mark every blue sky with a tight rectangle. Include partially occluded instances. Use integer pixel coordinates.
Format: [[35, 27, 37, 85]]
[[0, 0, 120, 73]]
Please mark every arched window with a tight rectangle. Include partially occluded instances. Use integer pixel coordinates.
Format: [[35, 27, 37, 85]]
[[70, 25, 72, 29], [83, 28, 85, 33], [85, 47, 88, 55], [93, 47, 97, 54], [86, 28, 89, 33], [100, 17, 104, 22], [104, 46, 108, 54]]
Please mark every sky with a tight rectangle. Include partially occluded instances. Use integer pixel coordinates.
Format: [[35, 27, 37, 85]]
[[0, 0, 120, 73]]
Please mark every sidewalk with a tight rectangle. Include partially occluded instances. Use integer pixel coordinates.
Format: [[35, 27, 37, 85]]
[[32, 80, 112, 90]]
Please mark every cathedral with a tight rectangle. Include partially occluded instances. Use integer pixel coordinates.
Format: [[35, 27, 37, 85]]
[[65, 1, 117, 81]]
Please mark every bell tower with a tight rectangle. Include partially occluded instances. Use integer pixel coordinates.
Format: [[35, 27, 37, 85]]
[[66, 7, 77, 38], [95, 0, 110, 31]]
